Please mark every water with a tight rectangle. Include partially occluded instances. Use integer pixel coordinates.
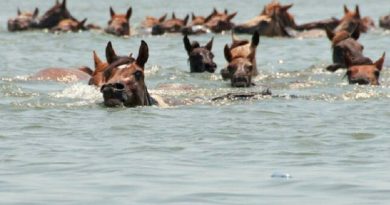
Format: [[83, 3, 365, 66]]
[[1, 0, 390, 204]]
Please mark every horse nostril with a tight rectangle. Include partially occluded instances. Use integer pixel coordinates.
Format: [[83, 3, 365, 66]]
[[113, 83, 125, 90]]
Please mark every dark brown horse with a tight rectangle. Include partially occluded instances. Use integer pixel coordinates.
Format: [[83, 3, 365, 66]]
[[151, 13, 189, 35], [36, 0, 75, 29], [51, 18, 87, 32], [221, 31, 260, 87], [344, 53, 385, 85], [100, 41, 156, 107], [183, 35, 216, 73], [380, 15, 390, 30], [105, 6, 132, 36], [7, 8, 39, 31], [233, 1, 295, 37], [325, 27, 371, 72]]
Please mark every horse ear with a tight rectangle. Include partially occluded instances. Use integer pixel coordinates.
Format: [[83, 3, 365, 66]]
[[251, 31, 260, 47], [136, 40, 149, 68], [325, 26, 335, 41], [109, 7, 115, 18], [374, 52, 386, 71], [159, 13, 167, 22], [61, 0, 66, 9], [183, 35, 192, 55], [191, 12, 196, 20], [213, 8, 218, 14], [355, 5, 361, 18], [205, 37, 214, 51], [183, 14, 189, 25], [172, 12, 176, 19], [224, 9, 228, 14], [17, 8, 21, 15], [105, 41, 118, 64], [93, 51, 105, 72], [79, 18, 87, 28], [224, 44, 233, 62], [33, 8, 39, 18], [126, 7, 132, 20], [281, 4, 293, 11], [227, 12, 237, 21], [344, 4, 349, 14]]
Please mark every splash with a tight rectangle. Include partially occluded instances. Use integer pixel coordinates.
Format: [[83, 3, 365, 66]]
[[49, 83, 101, 101]]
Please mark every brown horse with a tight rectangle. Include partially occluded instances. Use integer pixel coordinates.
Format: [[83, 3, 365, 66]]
[[51, 18, 87, 32], [105, 6, 132, 36], [204, 8, 237, 33], [36, 0, 75, 29], [30, 66, 92, 82], [7, 8, 39, 32], [100, 41, 157, 107], [221, 31, 260, 87], [183, 35, 216, 73], [380, 15, 390, 30], [344, 53, 385, 85], [151, 13, 189, 35], [325, 27, 371, 72]]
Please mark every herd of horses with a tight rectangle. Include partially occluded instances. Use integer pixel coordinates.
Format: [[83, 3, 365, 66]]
[[6, 0, 389, 107]]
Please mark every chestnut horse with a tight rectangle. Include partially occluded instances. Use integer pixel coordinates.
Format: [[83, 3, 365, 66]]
[[221, 31, 260, 87], [105, 6, 132, 36], [183, 35, 216, 73], [7, 8, 39, 32], [344, 53, 385, 85], [100, 41, 157, 107]]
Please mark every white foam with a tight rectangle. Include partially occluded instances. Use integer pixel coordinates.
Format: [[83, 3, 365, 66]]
[[49, 83, 101, 101]]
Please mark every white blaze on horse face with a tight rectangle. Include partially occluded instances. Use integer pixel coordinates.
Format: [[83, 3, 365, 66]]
[[118, 64, 129, 69]]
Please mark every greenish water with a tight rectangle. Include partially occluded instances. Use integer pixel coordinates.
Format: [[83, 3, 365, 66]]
[[1, 0, 390, 204]]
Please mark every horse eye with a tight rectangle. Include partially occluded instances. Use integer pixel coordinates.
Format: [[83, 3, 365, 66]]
[[374, 70, 380, 77], [134, 71, 143, 80], [246, 66, 253, 71], [346, 70, 352, 76]]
